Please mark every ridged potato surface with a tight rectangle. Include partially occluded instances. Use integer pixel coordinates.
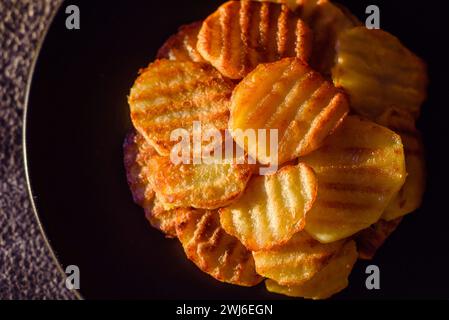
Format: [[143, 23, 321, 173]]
[[220, 163, 318, 251], [197, 0, 312, 79], [230, 57, 349, 165], [255, 0, 360, 74], [265, 240, 357, 299], [253, 231, 345, 286], [254, 0, 300, 11], [301, 116, 406, 243], [332, 27, 428, 119], [176, 209, 263, 286], [129, 60, 234, 156], [147, 151, 253, 210]]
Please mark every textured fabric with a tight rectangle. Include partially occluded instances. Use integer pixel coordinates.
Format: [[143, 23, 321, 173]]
[[0, 0, 76, 299]]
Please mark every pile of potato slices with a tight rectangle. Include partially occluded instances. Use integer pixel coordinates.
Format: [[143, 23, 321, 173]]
[[124, 0, 427, 299]]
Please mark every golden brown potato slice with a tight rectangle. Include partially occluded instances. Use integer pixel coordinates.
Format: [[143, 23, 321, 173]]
[[230, 57, 349, 165], [124, 131, 180, 237], [220, 163, 318, 251], [176, 209, 263, 286], [147, 149, 253, 210], [356, 218, 402, 260], [129, 60, 234, 156], [297, 0, 360, 75], [332, 27, 428, 119], [253, 0, 360, 74], [123, 130, 156, 207], [265, 240, 357, 299], [145, 197, 179, 238], [300, 116, 406, 243], [157, 21, 206, 63], [197, 0, 312, 79], [253, 231, 345, 286], [376, 108, 426, 221]]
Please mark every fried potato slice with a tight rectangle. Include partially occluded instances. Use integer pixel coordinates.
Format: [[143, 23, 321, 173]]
[[265, 240, 357, 299], [197, 0, 312, 79], [129, 60, 234, 156], [123, 130, 156, 207], [298, 0, 360, 75], [157, 21, 206, 63], [376, 108, 426, 221], [253, 0, 360, 74], [300, 116, 406, 243], [123, 131, 180, 237], [176, 209, 263, 286], [220, 163, 318, 251], [145, 197, 179, 238], [356, 218, 402, 260], [332, 27, 428, 119], [253, 231, 345, 286], [230, 57, 349, 165], [147, 149, 253, 210]]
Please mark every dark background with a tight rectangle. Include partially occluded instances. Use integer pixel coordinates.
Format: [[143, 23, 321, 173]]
[[25, 0, 449, 299]]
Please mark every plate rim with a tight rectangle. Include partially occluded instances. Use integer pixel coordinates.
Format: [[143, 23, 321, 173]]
[[22, 0, 83, 300]]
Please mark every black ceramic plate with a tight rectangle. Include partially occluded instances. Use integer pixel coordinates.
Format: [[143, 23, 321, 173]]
[[24, 0, 449, 299]]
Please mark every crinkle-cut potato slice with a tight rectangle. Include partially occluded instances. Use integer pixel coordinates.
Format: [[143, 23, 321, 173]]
[[220, 163, 318, 251], [251, 0, 360, 75], [123, 130, 156, 207], [230, 58, 349, 165], [197, 0, 312, 79], [123, 131, 179, 237], [129, 60, 234, 156], [147, 149, 253, 210], [376, 108, 426, 221], [253, 231, 345, 286], [300, 116, 406, 243], [176, 209, 263, 286], [356, 218, 402, 260], [265, 240, 357, 299], [297, 0, 361, 75], [332, 27, 428, 119], [145, 197, 178, 238], [156, 21, 206, 63]]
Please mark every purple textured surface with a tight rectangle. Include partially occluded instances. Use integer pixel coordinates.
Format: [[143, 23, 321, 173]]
[[0, 0, 76, 299]]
